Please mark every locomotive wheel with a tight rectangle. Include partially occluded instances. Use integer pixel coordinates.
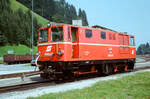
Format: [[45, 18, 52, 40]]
[[124, 64, 128, 72], [103, 64, 113, 75], [127, 62, 135, 71], [39, 65, 49, 79], [63, 70, 74, 81], [40, 73, 49, 79]]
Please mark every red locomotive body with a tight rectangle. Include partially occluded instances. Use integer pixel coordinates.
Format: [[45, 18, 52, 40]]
[[37, 24, 136, 79]]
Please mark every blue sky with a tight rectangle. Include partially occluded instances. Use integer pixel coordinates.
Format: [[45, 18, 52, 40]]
[[66, 0, 150, 47]]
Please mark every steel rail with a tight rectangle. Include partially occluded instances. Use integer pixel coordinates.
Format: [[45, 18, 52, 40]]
[[0, 71, 42, 80]]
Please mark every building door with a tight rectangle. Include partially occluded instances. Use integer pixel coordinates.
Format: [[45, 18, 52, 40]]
[[71, 27, 79, 58]]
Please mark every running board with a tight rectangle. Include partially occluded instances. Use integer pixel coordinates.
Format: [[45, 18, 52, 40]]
[[74, 70, 98, 76]]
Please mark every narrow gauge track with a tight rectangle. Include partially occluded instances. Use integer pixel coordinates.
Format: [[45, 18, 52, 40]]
[[0, 71, 42, 80], [0, 80, 53, 93], [0, 66, 150, 93]]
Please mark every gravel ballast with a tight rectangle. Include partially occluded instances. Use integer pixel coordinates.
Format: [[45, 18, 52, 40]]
[[0, 69, 150, 99]]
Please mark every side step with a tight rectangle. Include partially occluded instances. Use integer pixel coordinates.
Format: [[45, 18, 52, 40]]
[[74, 70, 98, 76]]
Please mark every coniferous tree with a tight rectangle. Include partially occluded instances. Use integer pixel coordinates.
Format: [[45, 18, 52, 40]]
[[0, 0, 41, 46], [17, 0, 89, 25], [137, 42, 150, 55], [0, 0, 89, 46], [78, 8, 88, 26], [82, 10, 88, 26], [146, 42, 150, 48]]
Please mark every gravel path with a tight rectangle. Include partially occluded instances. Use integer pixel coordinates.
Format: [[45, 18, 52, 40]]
[[136, 57, 145, 62], [0, 69, 150, 99], [135, 61, 150, 68]]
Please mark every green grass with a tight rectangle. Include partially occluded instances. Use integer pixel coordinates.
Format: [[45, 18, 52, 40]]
[[10, 0, 49, 26], [25, 64, 32, 66], [0, 44, 37, 57], [0, 60, 3, 63], [27, 72, 150, 99]]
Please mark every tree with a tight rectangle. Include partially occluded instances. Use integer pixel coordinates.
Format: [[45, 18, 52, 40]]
[[17, 0, 89, 25], [137, 46, 143, 55], [146, 42, 150, 48], [52, 14, 65, 23], [78, 8, 88, 26], [82, 10, 88, 26], [137, 43, 150, 55], [0, 31, 7, 46], [0, 0, 41, 46]]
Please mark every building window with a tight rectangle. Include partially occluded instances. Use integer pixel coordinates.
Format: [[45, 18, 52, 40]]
[[101, 32, 106, 40], [85, 29, 92, 38]]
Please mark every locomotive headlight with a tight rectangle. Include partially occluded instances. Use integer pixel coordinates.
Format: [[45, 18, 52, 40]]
[[58, 50, 64, 56], [50, 53, 54, 57]]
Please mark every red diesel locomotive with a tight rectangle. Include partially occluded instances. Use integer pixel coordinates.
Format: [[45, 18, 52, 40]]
[[37, 24, 136, 79]]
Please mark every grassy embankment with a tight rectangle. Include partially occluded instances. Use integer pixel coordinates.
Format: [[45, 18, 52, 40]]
[[0, 0, 49, 59], [0, 45, 37, 57], [10, 0, 49, 26], [0, 60, 3, 63], [28, 72, 150, 99]]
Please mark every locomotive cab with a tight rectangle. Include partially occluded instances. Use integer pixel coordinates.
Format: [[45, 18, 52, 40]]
[[38, 25, 64, 62], [38, 25, 79, 63]]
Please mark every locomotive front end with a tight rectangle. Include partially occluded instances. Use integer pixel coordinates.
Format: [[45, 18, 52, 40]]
[[37, 25, 65, 79], [38, 26, 64, 61]]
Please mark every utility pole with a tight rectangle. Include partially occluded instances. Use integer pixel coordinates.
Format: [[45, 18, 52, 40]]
[[32, 0, 34, 60]]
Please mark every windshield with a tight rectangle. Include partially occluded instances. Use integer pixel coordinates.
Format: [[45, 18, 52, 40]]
[[39, 29, 48, 42], [51, 27, 63, 42]]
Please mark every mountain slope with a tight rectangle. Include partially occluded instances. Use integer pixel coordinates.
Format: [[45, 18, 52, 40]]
[[10, 0, 49, 26]]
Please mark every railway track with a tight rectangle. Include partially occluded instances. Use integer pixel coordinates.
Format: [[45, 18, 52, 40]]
[[0, 66, 150, 93], [0, 71, 48, 93], [0, 80, 53, 93], [0, 71, 42, 80]]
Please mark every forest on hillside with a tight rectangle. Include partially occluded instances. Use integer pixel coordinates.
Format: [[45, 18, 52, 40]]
[[0, 0, 40, 47], [17, 0, 88, 26], [0, 0, 89, 47]]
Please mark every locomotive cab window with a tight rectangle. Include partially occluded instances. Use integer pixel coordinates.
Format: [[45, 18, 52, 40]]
[[85, 29, 92, 38], [39, 29, 48, 42], [101, 32, 106, 40], [129, 36, 135, 45], [51, 27, 63, 42]]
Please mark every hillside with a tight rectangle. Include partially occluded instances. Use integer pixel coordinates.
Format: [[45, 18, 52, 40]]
[[17, 0, 89, 26], [0, 0, 41, 56], [10, 0, 49, 26], [0, 45, 37, 57]]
